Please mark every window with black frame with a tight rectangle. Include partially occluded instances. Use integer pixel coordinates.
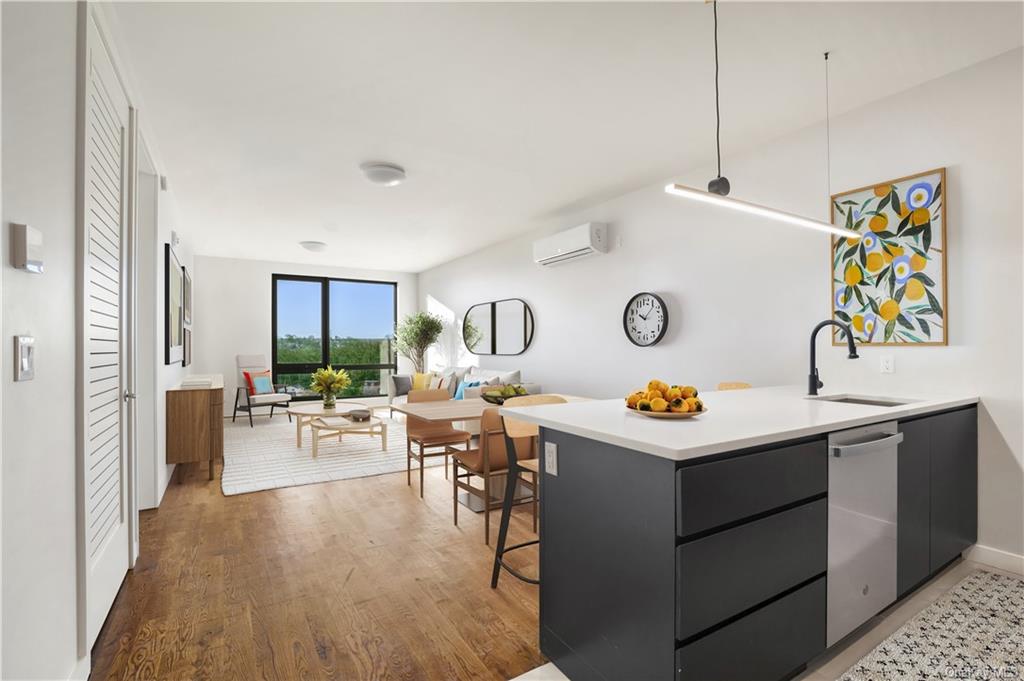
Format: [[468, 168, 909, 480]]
[[272, 274, 397, 400]]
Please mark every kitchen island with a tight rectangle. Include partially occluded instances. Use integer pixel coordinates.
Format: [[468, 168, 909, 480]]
[[501, 385, 979, 681]]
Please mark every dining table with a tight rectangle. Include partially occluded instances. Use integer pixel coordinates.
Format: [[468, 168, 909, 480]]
[[390, 394, 586, 510]]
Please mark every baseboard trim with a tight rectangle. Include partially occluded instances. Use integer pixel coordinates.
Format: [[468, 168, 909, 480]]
[[966, 544, 1024, 575], [69, 653, 90, 681]]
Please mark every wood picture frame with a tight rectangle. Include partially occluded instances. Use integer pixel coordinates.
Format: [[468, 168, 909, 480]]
[[830, 167, 948, 346]]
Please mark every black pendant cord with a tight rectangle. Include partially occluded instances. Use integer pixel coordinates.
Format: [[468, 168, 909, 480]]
[[707, 1, 730, 196], [824, 51, 832, 200], [714, 0, 721, 178]]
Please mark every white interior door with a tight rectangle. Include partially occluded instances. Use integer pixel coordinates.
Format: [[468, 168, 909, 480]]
[[78, 13, 132, 650]]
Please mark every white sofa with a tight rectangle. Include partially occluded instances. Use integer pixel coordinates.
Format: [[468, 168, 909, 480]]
[[387, 368, 541, 407]]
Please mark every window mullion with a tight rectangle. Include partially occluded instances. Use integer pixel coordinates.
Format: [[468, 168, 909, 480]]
[[321, 278, 330, 368]]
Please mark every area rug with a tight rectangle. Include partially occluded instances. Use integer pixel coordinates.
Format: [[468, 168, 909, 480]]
[[840, 570, 1024, 680], [220, 415, 444, 496]]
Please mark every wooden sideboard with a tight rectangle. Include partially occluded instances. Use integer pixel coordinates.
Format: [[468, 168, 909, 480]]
[[167, 374, 225, 480]]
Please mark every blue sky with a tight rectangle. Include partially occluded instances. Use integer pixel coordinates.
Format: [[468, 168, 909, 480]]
[[276, 279, 395, 338]]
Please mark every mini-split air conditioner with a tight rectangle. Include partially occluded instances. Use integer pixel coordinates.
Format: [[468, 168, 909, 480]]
[[532, 222, 608, 267]]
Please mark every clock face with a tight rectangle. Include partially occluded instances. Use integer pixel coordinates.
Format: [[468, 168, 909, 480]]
[[623, 292, 668, 347]]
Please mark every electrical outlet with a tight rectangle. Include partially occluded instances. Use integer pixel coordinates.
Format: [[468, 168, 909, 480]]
[[880, 355, 895, 374], [544, 441, 558, 476]]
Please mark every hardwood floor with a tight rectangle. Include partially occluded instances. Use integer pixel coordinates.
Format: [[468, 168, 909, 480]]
[[91, 460, 545, 681]]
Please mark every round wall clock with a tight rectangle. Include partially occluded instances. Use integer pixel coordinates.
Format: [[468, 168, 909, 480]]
[[623, 292, 668, 347]]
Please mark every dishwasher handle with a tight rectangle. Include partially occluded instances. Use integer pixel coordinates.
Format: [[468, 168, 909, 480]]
[[831, 432, 904, 458]]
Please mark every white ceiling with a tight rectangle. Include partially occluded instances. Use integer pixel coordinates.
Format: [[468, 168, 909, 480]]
[[108, 2, 1022, 272]]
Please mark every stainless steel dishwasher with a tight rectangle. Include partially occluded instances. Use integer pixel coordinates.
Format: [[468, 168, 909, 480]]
[[827, 420, 903, 646]]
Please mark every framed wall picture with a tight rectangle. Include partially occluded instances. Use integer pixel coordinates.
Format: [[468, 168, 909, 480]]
[[830, 167, 947, 346], [183, 328, 192, 367], [165, 244, 184, 364], [183, 266, 192, 325]]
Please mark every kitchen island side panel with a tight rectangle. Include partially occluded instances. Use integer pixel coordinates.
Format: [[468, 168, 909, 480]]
[[540, 428, 678, 681]]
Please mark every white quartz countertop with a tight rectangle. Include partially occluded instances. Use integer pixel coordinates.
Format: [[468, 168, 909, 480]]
[[500, 385, 978, 461]]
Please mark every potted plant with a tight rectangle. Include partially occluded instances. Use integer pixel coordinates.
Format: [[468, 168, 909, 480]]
[[395, 312, 444, 373], [309, 365, 351, 409]]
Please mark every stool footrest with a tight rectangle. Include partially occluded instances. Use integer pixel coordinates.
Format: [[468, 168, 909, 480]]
[[502, 539, 538, 553], [495, 556, 539, 585]]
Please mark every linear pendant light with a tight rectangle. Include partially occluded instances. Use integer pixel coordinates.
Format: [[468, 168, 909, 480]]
[[664, 183, 859, 238], [664, 2, 860, 241]]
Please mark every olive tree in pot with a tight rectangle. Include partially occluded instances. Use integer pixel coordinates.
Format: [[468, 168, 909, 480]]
[[395, 312, 444, 374]]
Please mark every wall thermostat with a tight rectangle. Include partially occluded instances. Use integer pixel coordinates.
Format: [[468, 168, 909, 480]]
[[14, 336, 35, 381], [11, 223, 44, 273]]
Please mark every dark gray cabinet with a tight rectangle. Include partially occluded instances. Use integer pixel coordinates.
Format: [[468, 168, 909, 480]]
[[897, 407, 978, 596], [897, 418, 931, 595], [675, 577, 826, 681], [540, 405, 977, 681], [676, 440, 826, 537], [930, 407, 978, 571], [676, 499, 827, 639]]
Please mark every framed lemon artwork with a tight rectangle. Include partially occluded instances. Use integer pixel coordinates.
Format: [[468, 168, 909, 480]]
[[830, 167, 947, 346]]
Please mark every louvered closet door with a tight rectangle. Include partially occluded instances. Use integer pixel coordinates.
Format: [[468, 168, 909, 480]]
[[80, 15, 131, 648]]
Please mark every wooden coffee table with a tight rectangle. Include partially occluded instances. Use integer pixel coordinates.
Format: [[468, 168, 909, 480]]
[[287, 402, 369, 448], [309, 415, 387, 458]]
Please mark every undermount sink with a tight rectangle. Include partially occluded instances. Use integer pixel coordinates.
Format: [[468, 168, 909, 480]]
[[808, 394, 916, 407]]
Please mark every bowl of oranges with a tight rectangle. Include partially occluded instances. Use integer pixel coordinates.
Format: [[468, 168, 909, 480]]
[[625, 380, 706, 419]]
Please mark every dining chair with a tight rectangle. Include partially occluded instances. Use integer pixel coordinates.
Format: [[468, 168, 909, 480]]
[[491, 394, 568, 588], [717, 381, 752, 391], [449, 407, 535, 545], [405, 388, 471, 498]]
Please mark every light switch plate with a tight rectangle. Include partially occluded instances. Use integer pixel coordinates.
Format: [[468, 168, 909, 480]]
[[544, 441, 558, 476], [880, 355, 895, 374], [14, 335, 36, 381]]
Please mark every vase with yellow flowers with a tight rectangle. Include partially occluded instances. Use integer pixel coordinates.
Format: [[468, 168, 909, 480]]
[[309, 365, 351, 410]]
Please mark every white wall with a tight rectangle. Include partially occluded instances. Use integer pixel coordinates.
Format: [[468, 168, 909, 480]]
[[1, 3, 83, 678], [193, 255, 418, 416], [419, 50, 1024, 563], [153, 195, 191, 503]]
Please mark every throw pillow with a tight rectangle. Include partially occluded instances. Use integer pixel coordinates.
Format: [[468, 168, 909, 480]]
[[428, 374, 443, 390], [243, 370, 273, 395], [454, 379, 480, 400], [497, 370, 522, 385], [412, 372, 433, 391], [252, 375, 274, 394], [392, 375, 412, 397], [450, 367, 472, 395]]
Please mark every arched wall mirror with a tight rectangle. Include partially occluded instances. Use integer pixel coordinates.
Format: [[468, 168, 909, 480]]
[[463, 298, 535, 356]]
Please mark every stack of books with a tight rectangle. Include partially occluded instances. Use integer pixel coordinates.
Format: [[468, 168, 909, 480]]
[[181, 376, 213, 389]]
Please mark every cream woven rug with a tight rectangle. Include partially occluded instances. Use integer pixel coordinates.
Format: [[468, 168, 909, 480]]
[[841, 570, 1024, 680], [220, 414, 442, 496]]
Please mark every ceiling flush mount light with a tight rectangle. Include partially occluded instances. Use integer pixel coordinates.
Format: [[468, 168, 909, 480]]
[[299, 240, 328, 252], [360, 161, 406, 187], [664, 6, 859, 240]]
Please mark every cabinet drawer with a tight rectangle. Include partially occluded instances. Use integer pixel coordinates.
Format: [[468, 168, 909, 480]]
[[677, 499, 826, 639], [677, 439, 826, 537], [676, 576, 826, 681]]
